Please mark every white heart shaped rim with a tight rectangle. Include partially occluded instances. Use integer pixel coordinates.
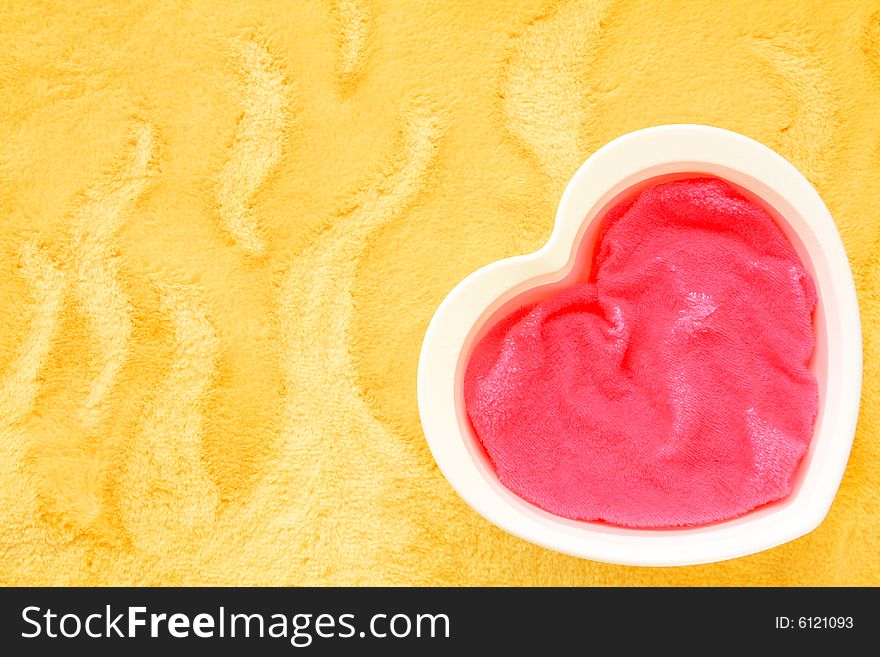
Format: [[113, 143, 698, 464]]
[[417, 125, 862, 566]]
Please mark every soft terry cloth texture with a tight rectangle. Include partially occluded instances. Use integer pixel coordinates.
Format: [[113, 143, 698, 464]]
[[465, 178, 819, 527], [1, 1, 879, 585]]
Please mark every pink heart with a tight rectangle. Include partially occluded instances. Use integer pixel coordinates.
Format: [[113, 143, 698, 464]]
[[464, 177, 818, 528]]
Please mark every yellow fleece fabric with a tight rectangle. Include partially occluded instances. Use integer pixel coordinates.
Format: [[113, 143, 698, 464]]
[[1, 0, 878, 585]]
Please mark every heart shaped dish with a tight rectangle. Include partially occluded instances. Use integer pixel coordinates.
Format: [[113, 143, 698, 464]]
[[417, 124, 862, 566]]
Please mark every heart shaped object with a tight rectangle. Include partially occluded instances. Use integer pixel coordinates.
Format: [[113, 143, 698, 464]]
[[464, 175, 819, 529], [417, 125, 862, 565]]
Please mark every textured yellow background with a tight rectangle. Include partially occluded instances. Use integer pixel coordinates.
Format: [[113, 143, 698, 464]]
[[1, 0, 878, 585]]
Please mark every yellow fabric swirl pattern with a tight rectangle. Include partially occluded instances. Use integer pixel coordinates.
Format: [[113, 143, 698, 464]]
[[0, 0, 878, 585]]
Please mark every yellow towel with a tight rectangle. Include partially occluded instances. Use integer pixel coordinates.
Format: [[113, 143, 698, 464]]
[[1, 0, 878, 585]]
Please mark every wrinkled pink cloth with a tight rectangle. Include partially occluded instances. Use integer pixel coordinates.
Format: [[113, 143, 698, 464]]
[[464, 177, 818, 528]]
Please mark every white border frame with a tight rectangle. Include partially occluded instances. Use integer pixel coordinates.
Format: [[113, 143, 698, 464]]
[[417, 125, 862, 566]]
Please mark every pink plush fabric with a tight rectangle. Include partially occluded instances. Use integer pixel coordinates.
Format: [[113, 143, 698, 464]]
[[464, 177, 818, 528]]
